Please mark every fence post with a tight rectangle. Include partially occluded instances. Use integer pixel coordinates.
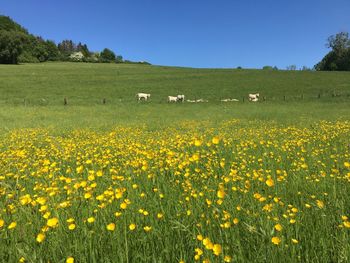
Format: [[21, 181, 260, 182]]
[[103, 98, 106, 104], [64, 97, 68, 105], [242, 97, 245, 102], [318, 93, 321, 99], [283, 95, 286, 101]]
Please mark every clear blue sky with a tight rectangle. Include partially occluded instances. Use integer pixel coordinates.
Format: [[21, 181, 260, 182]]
[[1, 0, 349, 68]]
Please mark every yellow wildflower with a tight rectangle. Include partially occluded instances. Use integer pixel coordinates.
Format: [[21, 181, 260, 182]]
[[106, 223, 115, 231], [271, 236, 281, 245]]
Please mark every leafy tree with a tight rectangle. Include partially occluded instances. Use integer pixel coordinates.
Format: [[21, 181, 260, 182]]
[[0, 30, 27, 64], [100, 48, 116, 62], [19, 35, 50, 63], [326, 32, 350, 54], [116, 55, 123, 63], [0, 15, 27, 33], [58, 40, 77, 55], [0, 15, 125, 64], [45, 40, 60, 61], [77, 42, 90, 58], [315, 32, 350, 71]]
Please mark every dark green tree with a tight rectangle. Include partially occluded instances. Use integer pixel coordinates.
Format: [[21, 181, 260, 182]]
[[315, 32, 350, 71], [100, 48, 116, 62], [0, 30, 27, 64], [58, 40, 76, 55], [45, 40, 60, 61], [116, 55, 123, 63], [77, 42, 90, 58], [0, 15, 27, 33]]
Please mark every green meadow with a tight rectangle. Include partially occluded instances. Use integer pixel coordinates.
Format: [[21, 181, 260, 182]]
[[0, 62, 350, 263], [0, 62, 350, 130]]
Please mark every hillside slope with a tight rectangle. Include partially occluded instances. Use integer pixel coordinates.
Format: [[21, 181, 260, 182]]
[[0, 62, 350, 106]]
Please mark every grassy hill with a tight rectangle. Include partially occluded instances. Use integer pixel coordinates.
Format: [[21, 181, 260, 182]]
[[1, 62, 350, 105], [0, 62, 350, 130]]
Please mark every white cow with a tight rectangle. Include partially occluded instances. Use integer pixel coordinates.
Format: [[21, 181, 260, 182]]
[[136, 93, 150, 101], [168, 96, 178, 102], [248, 93, 259, 102], [177, 95, 185, 102], [221, 98, 239, 102]]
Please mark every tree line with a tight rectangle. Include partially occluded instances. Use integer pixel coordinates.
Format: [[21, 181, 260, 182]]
[[0, 15, 150, 65]]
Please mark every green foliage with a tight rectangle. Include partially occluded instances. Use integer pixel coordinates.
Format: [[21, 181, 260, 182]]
[[100, 48, 116, 62], [0, 15, 27, 33], [326, 32, 350, 53], [115, 55, 123, 63], [0, 16, 128, 64], [316, 32, 350, 71], [77, 42, 90, 58], [0, 30, 27, 64], [45, 40, 60, 61], [17, 50, 40, 63], [262, 66, 278, 70], [57, 40, 76, 57]]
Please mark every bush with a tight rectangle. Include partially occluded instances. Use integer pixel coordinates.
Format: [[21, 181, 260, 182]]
[[18, 51, 40, 63]]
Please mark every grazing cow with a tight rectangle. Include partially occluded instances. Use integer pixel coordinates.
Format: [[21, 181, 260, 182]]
[[136, 93, 151, 101], [196, 99, 208, 103], [248, 93, 259, 102], [177, 95, 185, 102], [221, 98, 239, 102], [168, 96, 178, 102]]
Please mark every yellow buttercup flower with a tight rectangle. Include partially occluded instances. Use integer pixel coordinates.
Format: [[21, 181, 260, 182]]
[[47, 217, 59, 228], [212, 136, 220, 145], [266, 178, 274, 187], [217, 189, 225, 199], [316, 200, 324, 209], [129, 224, 136, 231], [66, 257, 74, 263], [107, 223, 115, 231], [8, 222, 17, 230], [212, 244, 222, 256], [120, 202, 127, 209], [271, 236, 281, 245], [274, 224, 283, 232], [224, 255, 232, 262], [36, 233, 45, 243], [143, 226, 152, 232], [194, 139, 202, 147], [87, 217, 95, 223]]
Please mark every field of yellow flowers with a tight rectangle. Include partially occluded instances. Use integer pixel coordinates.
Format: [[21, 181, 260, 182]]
[[0, 120, 349, 262]]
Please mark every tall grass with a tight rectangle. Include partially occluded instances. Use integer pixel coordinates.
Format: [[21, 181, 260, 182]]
[[0, 121, 349, 262]]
